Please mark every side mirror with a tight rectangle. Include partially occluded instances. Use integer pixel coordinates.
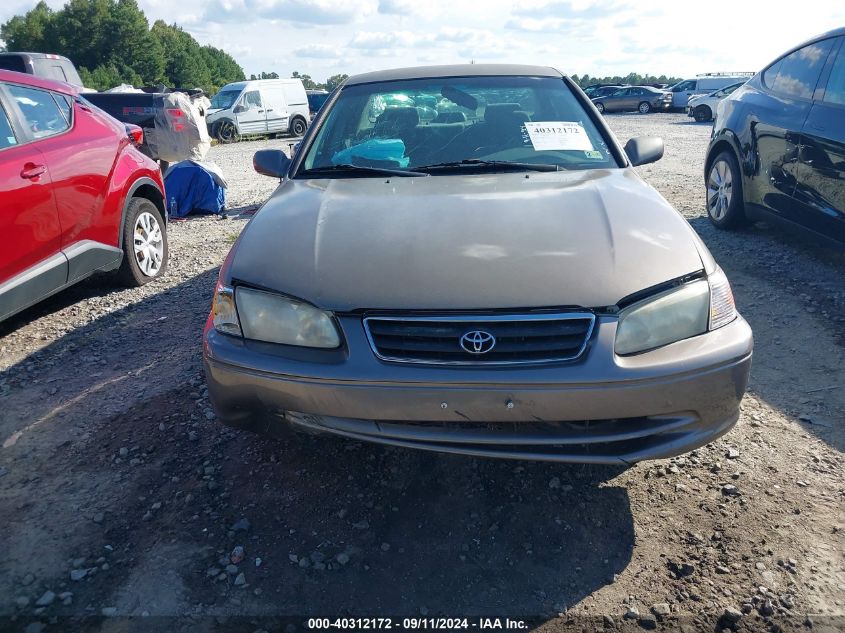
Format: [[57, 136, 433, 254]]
[[253, 149, 291, 179], [624, 136, 664, 167], [233, 104, 246, 114]]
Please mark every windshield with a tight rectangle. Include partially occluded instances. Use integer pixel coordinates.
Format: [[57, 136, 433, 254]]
[[715, 82, 744, 97], [31, 58, 83, 87], [0, 55, 27, 73], [210, 89, 242, 110], [670, 80, 695, 92], [299, 75, 617, 176]]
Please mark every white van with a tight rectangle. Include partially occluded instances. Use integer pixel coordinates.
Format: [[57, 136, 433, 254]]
[[207, 78, 310, 142], [667, 74, 754, 109]]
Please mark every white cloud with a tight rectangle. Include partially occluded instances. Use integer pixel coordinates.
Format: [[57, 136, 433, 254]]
[[294, 43, 342, 58], [203, 0, 375, 24], [434, 28, 494, 44], [511, 0, 618, 17], [377, 0, 416, 15], [504, 16, 587, 31], [457, 47, 510, 60], [349, 30, 420, 50]]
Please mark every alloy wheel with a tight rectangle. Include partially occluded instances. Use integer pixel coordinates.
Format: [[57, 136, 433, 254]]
[[133, 211, 164, 277], [707, 160, 733, 220]]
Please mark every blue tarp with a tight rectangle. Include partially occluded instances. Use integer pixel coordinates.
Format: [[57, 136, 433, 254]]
[[164, 161, 226, 217], [332, 138, 409, 168]]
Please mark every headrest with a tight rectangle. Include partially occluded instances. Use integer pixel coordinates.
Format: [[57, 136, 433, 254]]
[[375, 107, 420, 129], [484, 103, 520, 124], [433, 111, 467, 123]]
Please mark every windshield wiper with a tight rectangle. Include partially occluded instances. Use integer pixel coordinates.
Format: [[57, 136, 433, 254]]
[[299, 163, 428, 177], [415, 159, 563, 172]]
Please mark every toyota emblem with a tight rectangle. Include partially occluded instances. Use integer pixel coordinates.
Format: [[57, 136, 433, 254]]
[[459, 330, 496, 354]]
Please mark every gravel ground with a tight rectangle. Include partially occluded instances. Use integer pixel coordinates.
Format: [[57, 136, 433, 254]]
[[0, 113, 843, 633]]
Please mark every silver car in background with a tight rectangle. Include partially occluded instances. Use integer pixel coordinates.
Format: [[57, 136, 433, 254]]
[[687, 81, 745, 122], [203, 64, 752, 465], [591, 85, 673, 114]]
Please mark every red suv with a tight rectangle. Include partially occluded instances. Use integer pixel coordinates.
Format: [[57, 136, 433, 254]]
[[0, 70, 168, 323]]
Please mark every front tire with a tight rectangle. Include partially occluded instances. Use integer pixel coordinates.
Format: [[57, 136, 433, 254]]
[[118, 198, 168, 287], [214, 120, 240, 144], [595, 102, 605, 113], [706, 151, 747, 229], [694, 105, 712, 122], [290, 117, 307, 137], [638, 101, 651, 114]]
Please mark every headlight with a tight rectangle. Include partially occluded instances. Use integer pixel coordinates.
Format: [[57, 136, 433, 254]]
[[615, 268, 737, 355], [211, 283, 242, 336], [615, 280, 709, 355], [235, 287, 340, 348]]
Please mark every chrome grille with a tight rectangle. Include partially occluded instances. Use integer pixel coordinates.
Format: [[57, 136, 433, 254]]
[[363, 313, 595, 365]]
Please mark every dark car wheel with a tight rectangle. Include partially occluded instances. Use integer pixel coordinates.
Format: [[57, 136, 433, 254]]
[[595, 102, 605, 113], [694, 105, 712, 122], [638, 101, 651, 114], [290, 117, 307, 136], [214, 120, 240, 144], [706, 151, 747, 229], [118, 198, 168, 286]]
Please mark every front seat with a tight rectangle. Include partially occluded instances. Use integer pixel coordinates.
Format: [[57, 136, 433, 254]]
[[458, 103, 530, 155], [432, 111, 467, 124], [483, 103, 530, 143], [374, 107, 419, 142]]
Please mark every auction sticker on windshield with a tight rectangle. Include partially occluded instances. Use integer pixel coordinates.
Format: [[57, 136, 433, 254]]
[[524, 121, 593, 151]]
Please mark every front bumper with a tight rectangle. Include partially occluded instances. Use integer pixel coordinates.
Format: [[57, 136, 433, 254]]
[[203, 315, 753, 464]]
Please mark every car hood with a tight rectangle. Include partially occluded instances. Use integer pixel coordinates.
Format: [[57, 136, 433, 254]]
[[229, 169, 705, 311]]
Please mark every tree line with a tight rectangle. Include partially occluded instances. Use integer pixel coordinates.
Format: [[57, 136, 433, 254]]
[[247, 72, 348, 91], [257, 71, 676, 91], [291, 71, 349, 92], [572, 73, 683, 87], [0, 0, 245, 94]]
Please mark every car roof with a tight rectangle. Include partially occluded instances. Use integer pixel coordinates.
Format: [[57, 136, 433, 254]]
[[223, 78, 302, 91], [345, 64, 563, 86], [0, 52, 73, 60], [0, 69, 78, 96]]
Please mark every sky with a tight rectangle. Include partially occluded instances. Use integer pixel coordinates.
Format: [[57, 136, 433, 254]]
[[2, 0, 845, 84]]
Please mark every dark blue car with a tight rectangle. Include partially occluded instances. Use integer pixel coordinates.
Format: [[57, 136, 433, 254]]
[[705, 27, 845, 244], [306, 90, 331, 117]]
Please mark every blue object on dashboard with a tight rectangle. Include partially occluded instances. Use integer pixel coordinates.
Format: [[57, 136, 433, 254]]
[[331, 138, 409, 168]]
